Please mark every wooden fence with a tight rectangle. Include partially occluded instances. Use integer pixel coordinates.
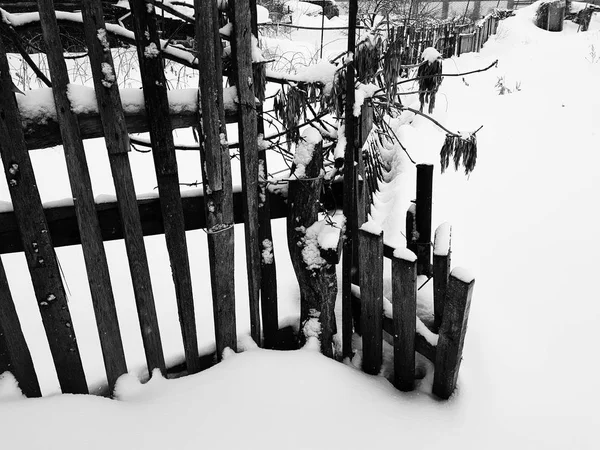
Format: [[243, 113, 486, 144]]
[[0, 0, 269, 397], [0, 1, 492, 400], [355, 165, 475, 399]]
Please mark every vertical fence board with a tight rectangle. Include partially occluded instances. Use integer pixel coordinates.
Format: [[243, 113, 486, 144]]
[[342, 0, 359, 360], [392, 250, 417, 391], [359, 229, 383, 375], [0, 256, 41, 397], [433, 270, 475, 399], [433, 223, 452, 331], [406, 203, 417, 255], [195, 0, 237, 357], [81, 0, 166, 380], [38, 0, 128, 389], [0, 36, 87, 394], [250, 0, 278, 349], [230, 0, 262, 346], [415, 164, 433, 276], [128, 0, 198, 373]]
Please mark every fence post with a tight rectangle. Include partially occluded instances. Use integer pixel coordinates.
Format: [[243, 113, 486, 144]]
[[416, 164, 433, 276], [433, 223, 452, 331], [196, 0, 237, 358], [0, 257, 41, 397], [406, 203, 417, 254], [433, 269, 475, 399], [359, 227, 383, 375], [392, 248, 417, 391]]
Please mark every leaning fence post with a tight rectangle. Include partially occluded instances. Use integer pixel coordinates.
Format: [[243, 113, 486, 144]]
[[416, 164, 433, 276], [359, 225, 383, 375], [433, 269, 475, 399], [433, 223, 452, 331], [392, 248, 417, 391]]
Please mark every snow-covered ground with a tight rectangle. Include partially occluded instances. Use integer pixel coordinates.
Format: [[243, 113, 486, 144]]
[[1, 3, 600, 448]]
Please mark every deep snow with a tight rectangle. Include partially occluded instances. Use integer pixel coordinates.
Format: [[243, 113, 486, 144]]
[[1, 3, 600, 449]]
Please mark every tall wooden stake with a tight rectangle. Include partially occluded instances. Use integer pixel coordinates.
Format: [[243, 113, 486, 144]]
[[250, 0, 279, 349], [342, 0, 359, 360], [195, 0, 237, 357], [0, 30, 87, 394], [230, 0, 262, 346], [416, 164, 433, 276], [128, 0, 198, 373]]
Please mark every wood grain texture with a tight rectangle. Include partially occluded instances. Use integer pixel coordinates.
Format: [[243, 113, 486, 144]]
[[433, 272, 475, 399], [81, 0, 165, 380], [287, 139, 337, 357], [128, 0, 198, 373], [230, 0, 261, 346], [382, 316, 436, 363], [415, 164, 433, 276], [0, 255, 41, 397], [38, 0, 128, 390], [342, 0, 359, 360], [359, 228, 383, 375], [392, 255, 416, 391], [195, 0, 237, 357], [0, 34, 87, 394], [433, 223, 452, 331], [250, 0, 278, 349]]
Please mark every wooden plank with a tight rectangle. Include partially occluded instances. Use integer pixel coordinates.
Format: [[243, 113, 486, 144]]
[[0, 183, 344, 255], [0, 256, 41, 397], [359, 228, 383, 375], [22, 95, 240, 151], [0, 35, 87, 394], [230, 0, 262, 346], [433, 270, 475, 399], [383, 317, 436, 363], [128, 0, 198, 374], [415, 164, 433, 276], [392, 250, 417, 391], [433, 223, 452, 331], [37, 0, 128, 390], [195, 0, 237, 357], [342, 0, 359, 360], [81, 0, 164, 379], [250, 0, 278, 350], [405, 203, 417, 255]]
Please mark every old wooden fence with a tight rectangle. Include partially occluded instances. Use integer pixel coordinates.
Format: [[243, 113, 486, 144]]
[[0, 0, 494, 400]]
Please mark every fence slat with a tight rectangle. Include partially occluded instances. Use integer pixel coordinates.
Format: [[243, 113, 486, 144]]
[[0, 256, 41, 397], [81, 0, 165, 380], [37, 0, 128, 390], [359, 228, 383, 375], [195, 0, 237, 358], [433, 223, 452, 331], [128, 0, 199, 373], [230, 0, 262, 346], [342, 0, 359, 360], [416, 164, 433, 276], [392, 249, 417, 391], [433, 269, 475, 399], [0, 35, 87, 394]]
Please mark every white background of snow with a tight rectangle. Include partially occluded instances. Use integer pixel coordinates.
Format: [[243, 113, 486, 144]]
[[0, 3, 599, 449]]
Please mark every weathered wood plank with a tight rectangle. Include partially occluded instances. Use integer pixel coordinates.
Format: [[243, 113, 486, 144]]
[[359, 228, 383, 375], [128, 0, 198, 374], [22, 93, 240, 151], [81, 0, 164, 379], [0, 183, 343, 254], [0, 255, 41, 397], [342, 0, 359, 360], [0, 34, 87, 394], [38, 0, 128, 390], [383, 316, 436, 363], [195, 0, 237, 358], [433, 270, 475, 399], [230, 0, 262, 346], [406, 203, 417, 255], [433, 222, 452, 331], [250, 0, 279, 350], [392, 250, 417, 391], [415, 164, 433, 276]]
